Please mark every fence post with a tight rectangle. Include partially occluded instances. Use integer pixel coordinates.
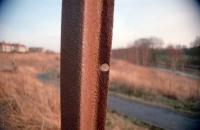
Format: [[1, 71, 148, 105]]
[[60, 0, 115, 129]]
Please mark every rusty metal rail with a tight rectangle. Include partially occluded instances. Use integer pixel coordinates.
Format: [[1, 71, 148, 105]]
[[60, 0, 115, 129]]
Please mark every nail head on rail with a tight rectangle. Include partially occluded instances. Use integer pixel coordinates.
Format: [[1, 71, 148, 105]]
[[100, 63, 110, 72]]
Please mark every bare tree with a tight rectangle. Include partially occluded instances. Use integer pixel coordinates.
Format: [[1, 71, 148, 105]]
[[166, 45, 184, 70], [111, 37, 164, 66], [129, 37, 164, 66], [191, 36, 200, 47]]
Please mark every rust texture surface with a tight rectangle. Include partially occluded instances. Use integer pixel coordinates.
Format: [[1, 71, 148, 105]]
[[60, 0, 115, 130]]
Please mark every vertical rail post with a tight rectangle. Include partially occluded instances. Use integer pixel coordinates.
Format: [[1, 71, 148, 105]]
[[61, 0, 114, 130]]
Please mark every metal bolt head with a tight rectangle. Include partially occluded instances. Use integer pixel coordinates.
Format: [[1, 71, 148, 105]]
[[100, 63, 110, 72]]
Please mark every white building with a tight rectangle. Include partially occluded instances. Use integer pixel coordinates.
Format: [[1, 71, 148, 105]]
[[13, 44, 28, 53], [0, 42, 28, 53], [0, 43, 12, 53]]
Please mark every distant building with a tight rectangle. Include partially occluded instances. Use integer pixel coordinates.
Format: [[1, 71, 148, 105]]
[[45, 49, 56, 54], [0, 43, 12, 53], [13, 44, 28, 53], [0, 42, 28, 53], [29, 47, 44, 53]]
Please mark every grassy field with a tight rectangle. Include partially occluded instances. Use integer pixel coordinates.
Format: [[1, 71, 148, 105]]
[[0, 53, 151, 130], [0, 53, 60, 130], [0, 53, 199, 129], [109, 59, 200, 113]]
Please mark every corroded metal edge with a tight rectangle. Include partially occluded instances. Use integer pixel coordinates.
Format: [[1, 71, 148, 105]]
[[61, 0, 114, 129]]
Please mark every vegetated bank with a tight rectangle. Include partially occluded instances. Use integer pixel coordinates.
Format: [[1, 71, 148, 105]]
[[0, 53, 154, 130]]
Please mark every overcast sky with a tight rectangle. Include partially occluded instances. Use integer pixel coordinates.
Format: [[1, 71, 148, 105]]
[[0, 0, 200, 52]]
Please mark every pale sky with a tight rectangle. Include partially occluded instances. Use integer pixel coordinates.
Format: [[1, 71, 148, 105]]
[[0, 0, 200, 52]]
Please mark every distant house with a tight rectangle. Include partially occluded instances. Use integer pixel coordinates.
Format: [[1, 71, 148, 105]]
[[0, 43, 12, 53], [0, 42, 28, 53], [13, 44, 28, 53], [29, 47, 44, 53]]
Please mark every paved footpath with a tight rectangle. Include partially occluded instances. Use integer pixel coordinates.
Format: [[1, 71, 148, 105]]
[[108, 95, 200, 130]]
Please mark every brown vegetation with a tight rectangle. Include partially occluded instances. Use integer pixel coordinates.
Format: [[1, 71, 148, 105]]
[[0, 53, 60, 72], [110, 59, 200, 101], [112, 36, 200, 72], [1, 53, 199, 129], [106, 111, 149, 130], [0, 53, 149, 130], [0, 54, 60, 130], [112, 37, 164, 66]]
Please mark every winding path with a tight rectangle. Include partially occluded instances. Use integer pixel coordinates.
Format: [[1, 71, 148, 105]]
[[108, 95, 200, 130]]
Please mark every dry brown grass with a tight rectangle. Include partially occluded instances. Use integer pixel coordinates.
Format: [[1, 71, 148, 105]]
[[110, 60, 200, 101], [106, 112, 148, 130], [0, 53, 199, 129], [0, 65, 60, 130], [0, 53, 60, 73], [0, 53, 60, 130], [0, 53, 148, 130]]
